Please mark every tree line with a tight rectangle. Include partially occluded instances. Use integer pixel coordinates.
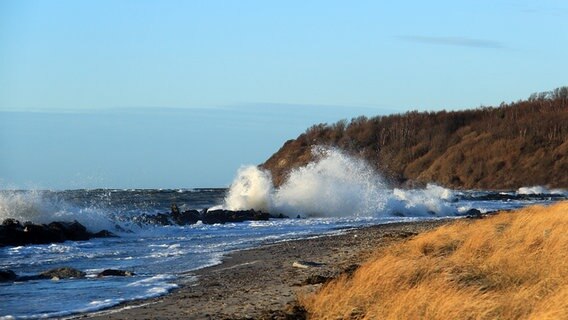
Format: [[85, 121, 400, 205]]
[[262, 87, 568, 189]]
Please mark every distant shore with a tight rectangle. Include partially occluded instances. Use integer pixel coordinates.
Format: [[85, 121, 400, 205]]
[[79, 219, 452, 319]]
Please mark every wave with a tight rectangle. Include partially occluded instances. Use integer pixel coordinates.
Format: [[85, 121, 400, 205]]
[[386, 185, 459, 217], [0, 190, 115, 231], [224, 147, 459, 217], [224, 166, 274, 213], [517, 186, 566, 196]]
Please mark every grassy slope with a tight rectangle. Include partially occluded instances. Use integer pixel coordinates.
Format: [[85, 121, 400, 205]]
[[302, 202, 568, 319]]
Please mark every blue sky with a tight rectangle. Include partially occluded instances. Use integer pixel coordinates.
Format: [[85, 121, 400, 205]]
[[1, 0, 567, 189]]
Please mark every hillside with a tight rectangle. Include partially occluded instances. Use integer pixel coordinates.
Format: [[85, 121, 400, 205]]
[[262, 88, 568, 189]]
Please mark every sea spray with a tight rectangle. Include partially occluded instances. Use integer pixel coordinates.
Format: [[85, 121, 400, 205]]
[[224, 166, 274, 212], [225, 147, 388, 217], [224, 147, 460, 217], [0, 190, 116, 231], [272, 147, 387, 217], [386, 184, 458, 216], [517, 186, 566, 196]]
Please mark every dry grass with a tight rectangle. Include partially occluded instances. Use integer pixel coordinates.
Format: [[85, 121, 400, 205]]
[[301, 202, 568, 319]]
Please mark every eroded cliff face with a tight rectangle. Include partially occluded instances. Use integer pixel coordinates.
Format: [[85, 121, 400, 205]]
[[261, 90, 568, 190]]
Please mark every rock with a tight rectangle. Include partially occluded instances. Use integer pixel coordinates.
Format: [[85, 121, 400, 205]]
[[97, 269, 135, 277], [0, 270, 17, 282], [171, 203, 180, 216], [136, 207, 284, 226], [0, 221, 25, 246], [2, 218, 22, 228], [40, 267, 86, 279], [465, 208, 483, 219], [92, 230, 117, 238], [201, 209, 270, 224], [15, 267, 86, 282], [0, 220, 63, 246], [173, 209, 200, 225], [134, 213, 168, 225], [0, 219, 116, 247], [303, 274, 332, 285], [24, 222, 65, 244], [292, 261, 324, 269], [48, 221, 91, 241]]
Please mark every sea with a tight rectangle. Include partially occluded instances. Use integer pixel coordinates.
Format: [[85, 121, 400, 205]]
[[1, 150, 566, 319]]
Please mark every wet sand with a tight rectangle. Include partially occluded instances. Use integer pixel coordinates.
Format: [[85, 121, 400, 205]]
[[80, 219, 452, 320]]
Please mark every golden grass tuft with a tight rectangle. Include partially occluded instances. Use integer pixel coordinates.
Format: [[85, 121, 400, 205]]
[[301, 202, 568, 319]]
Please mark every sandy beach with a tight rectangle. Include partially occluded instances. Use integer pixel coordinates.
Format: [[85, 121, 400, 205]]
[[78, 219, 452, 320]]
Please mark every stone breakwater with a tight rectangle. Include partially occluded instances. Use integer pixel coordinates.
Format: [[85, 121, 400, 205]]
[[0, 219, 115, 247], [133, 204, 285, 226], [0, 267, 135, 283], [0, 205, 286, 247]]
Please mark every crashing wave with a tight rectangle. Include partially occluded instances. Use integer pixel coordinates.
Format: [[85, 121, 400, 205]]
[[517, 186, 566, 196], [224, 147, 459, 217], [0, 190, 116, 231]]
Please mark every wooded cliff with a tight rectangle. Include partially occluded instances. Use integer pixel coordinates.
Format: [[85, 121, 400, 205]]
[[261, 88, 568, 189]]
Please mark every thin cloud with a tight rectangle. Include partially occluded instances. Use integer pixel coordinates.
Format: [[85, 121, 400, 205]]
[[398, 35, 505, 49]]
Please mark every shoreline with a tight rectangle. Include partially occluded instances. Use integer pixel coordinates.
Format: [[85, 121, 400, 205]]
[[79, 219, 453, 319]]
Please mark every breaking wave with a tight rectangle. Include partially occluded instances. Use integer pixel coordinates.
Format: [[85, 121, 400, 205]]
[[517, 186, 566, 196], [386, 185, 458, 217], [0, 190, 115, 231], [224, 166, 274, 213], [224, 147, 458, 217]]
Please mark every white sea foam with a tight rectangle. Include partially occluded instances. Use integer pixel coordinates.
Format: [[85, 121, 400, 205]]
[[224, 147, 458, 217], [517, 186, 566, 195], [273, 147, 387, 217], [0, 190, 114, 231], [386, 185, 459, 216], [224, 166, 274, 212], [225, 147, 387, 217]]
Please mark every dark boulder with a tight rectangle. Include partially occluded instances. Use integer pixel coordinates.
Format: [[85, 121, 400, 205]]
[[92, 230, 117, 238], [136, 204, 287, 226], [201, 209, 270, 224], [15, 267, 86, 282], [2, 218, 22, 228], [97, 269, 135, 277], [0, 270, 17, 282], [0, 220, 25, 246], [465, 208, 483, 219], [0, 219, 116, 247], [172, 205, 200, 225], [133, 212, 170, 226], [48, 221, 91, 241], [303, 274, 332, 285], [24, 222, 65, 244], [40, 267, 86, 279]]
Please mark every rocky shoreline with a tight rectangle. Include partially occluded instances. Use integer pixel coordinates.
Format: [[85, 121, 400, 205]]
[[0, 219, 116, 247], [80, 219, 453, 320], [0, 206, 284, 247]]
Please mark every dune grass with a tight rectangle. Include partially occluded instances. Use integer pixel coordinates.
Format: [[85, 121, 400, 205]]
[[301, 202, 568, 319]]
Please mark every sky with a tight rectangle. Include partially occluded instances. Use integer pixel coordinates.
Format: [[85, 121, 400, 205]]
[[1, 0, 567, 189]]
